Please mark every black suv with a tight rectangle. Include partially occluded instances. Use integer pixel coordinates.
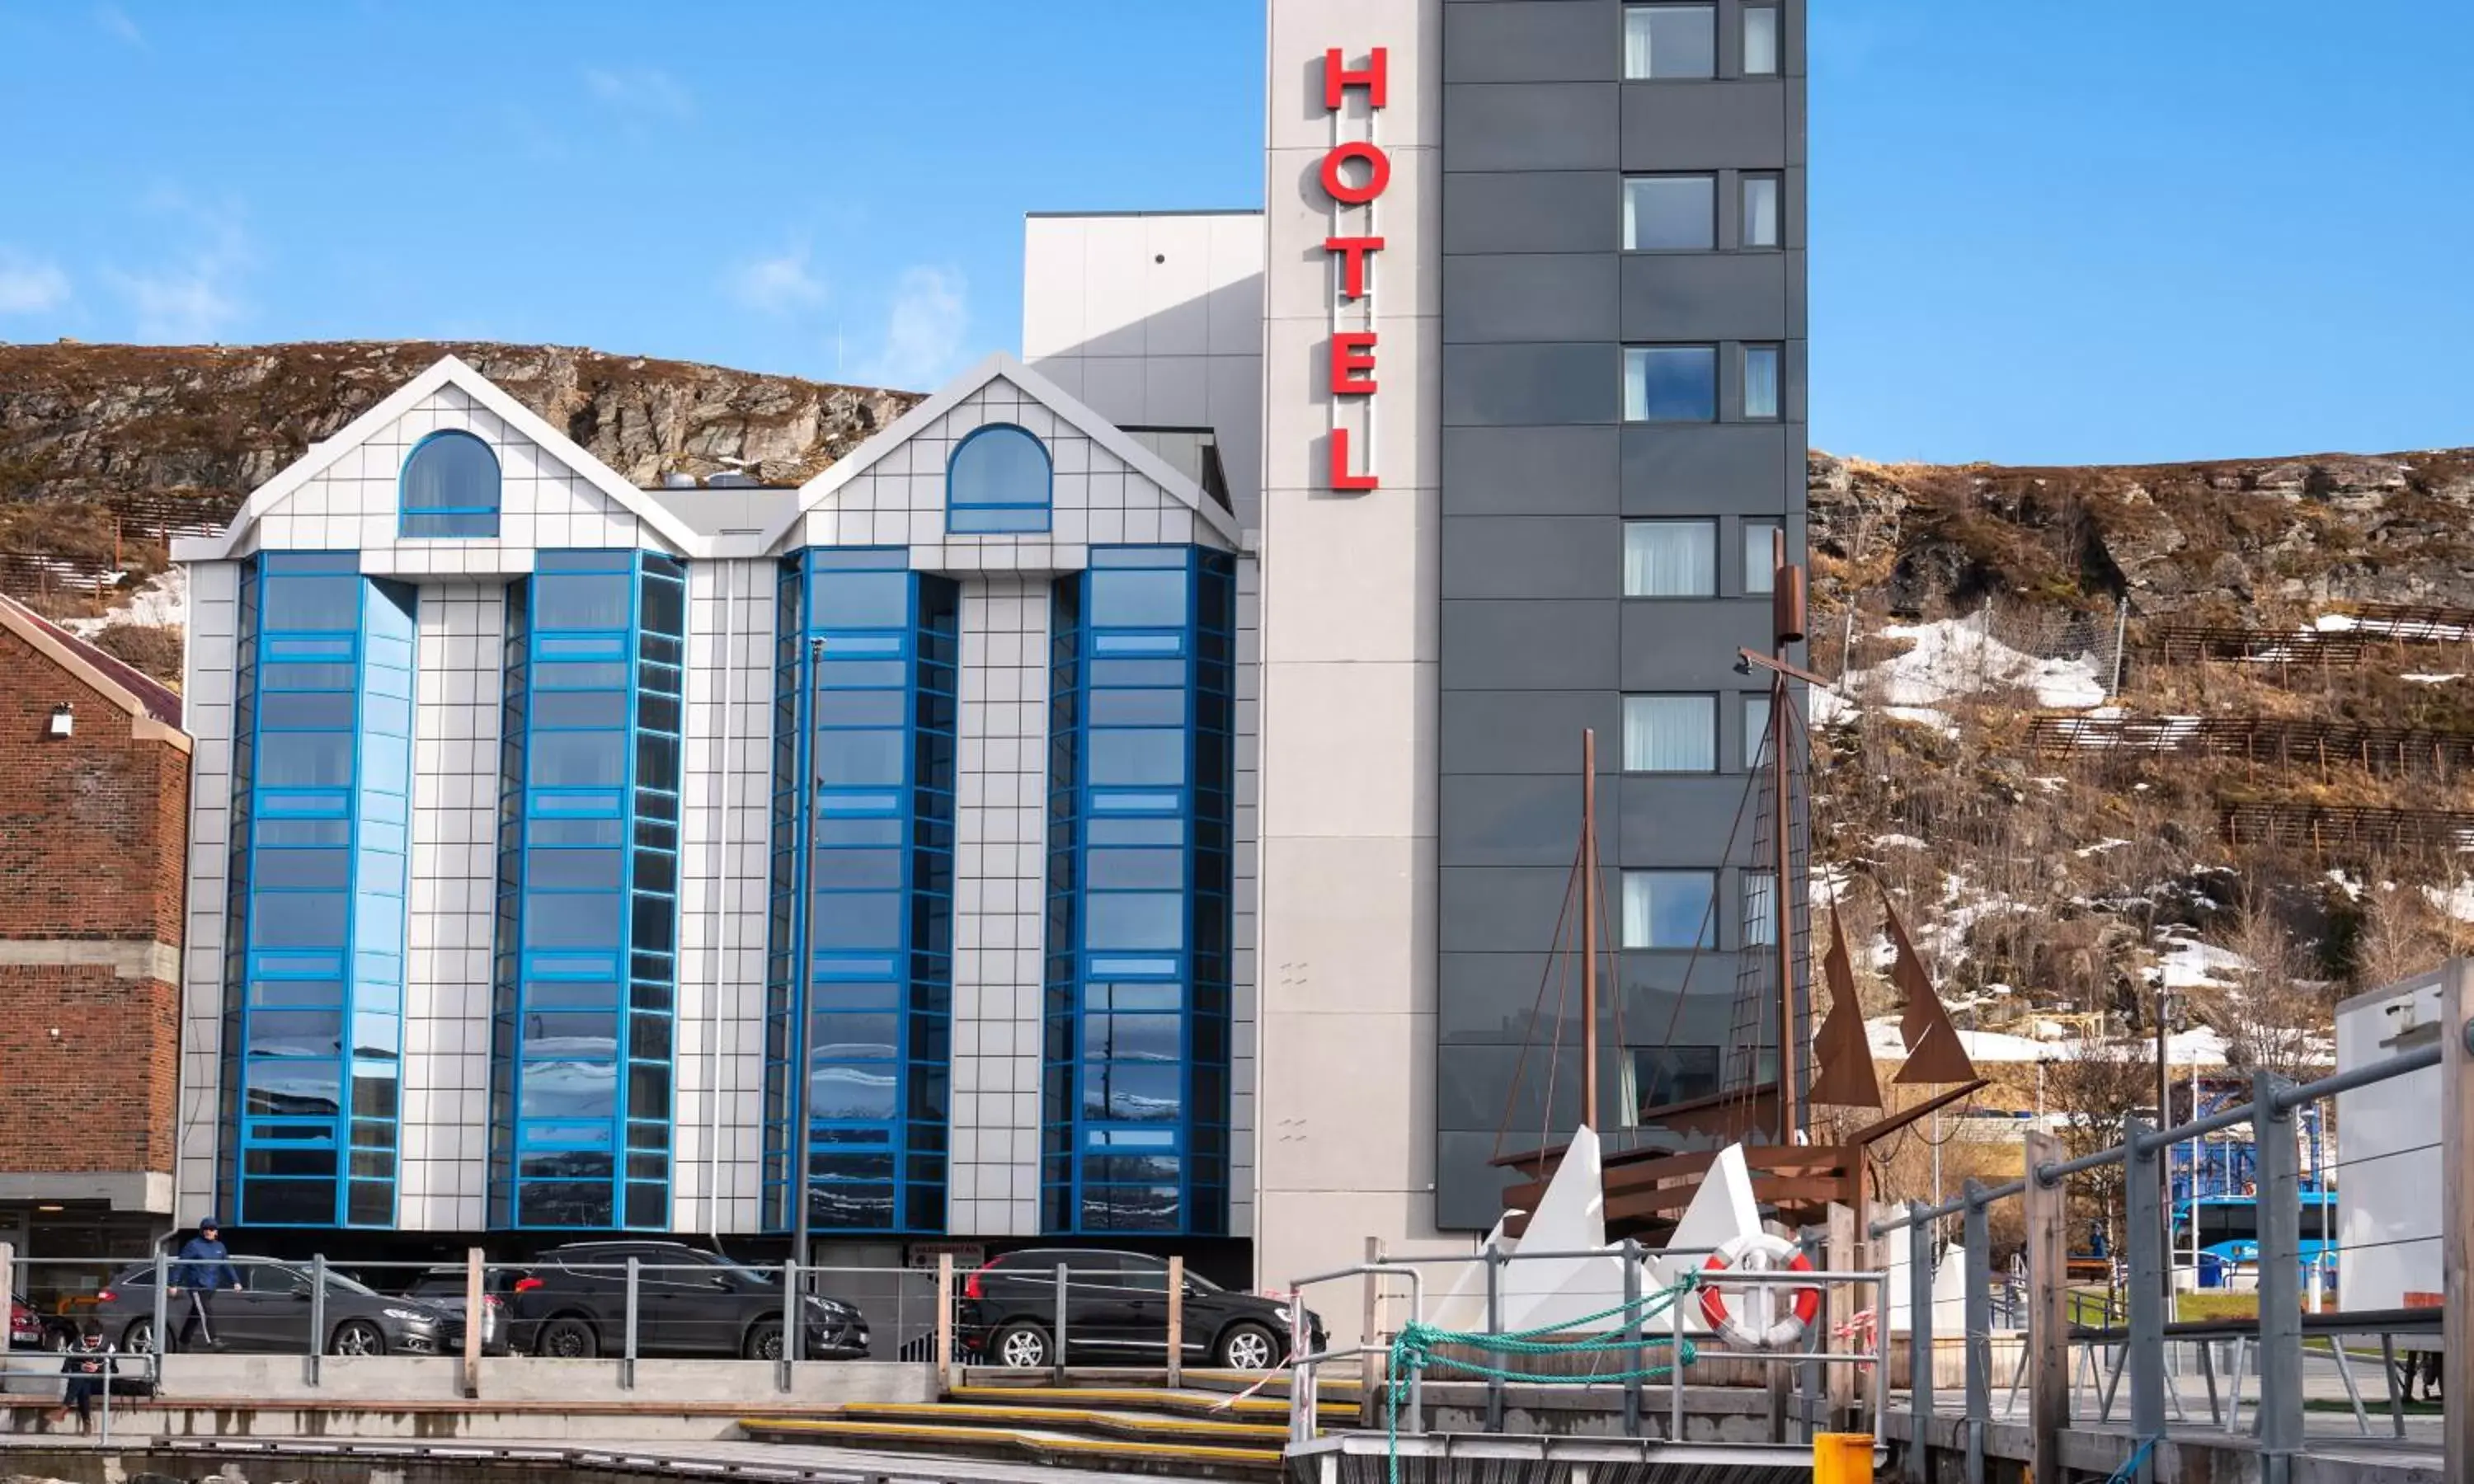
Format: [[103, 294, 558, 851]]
[[510, 1242, 868, 1360], [957, 1248, 1320, 1371]]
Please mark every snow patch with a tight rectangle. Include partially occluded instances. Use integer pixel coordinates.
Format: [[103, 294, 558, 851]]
[[1853, 617, 2109, 711], [59, 567, 189, 636], [2403, 673, 2462, 685], [2149, 931, 2250, 991], [1874, 834, 1927, 851], [2422, 880, 2474, 923], [2075, 838, 2130, 858]]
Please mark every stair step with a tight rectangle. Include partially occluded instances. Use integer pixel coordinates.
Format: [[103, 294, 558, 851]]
[[739, 1416, 1283, 1473], [811, 1401, 1290, 1444], [947, 1383, 1351, 1420]]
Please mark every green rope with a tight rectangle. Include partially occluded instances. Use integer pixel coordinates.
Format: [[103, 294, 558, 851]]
[[1376, 1273, 1706, 1484]]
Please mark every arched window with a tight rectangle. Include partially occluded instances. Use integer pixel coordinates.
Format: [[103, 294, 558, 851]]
[[400, 430, 501, 538], [946, 425, 1051, 534]]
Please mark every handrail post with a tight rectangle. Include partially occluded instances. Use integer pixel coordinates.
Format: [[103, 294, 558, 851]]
[[2023, 1131, 2067, 1484], [463, 1245, 485, 1399], [1962, 1181, 1991, 1484], [1906, 1202, 1932, 1483], [2255, 1071, 2302, 1484], [2443, 961, 2474, 1483], [152, 1250, 170, 1371], [1621, 1238, 1644, 1438], [308, 1254, 327, 1387], [777, 1259, 797, 1393], [2123, 1113, 2164, 1483], [1053, 1262, 1070, 1383], [934, 1253, 955, 1393], [1356, 1240, 1377, 1427], [1169, 1254, 1188, 1392], [621, 1257, 638, 1390], [1484, 1243, 1505, 1435]]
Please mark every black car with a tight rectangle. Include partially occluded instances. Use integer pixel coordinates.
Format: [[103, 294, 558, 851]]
[[509, 1242, 868, 1360], [93, 1261, 461, 1356], [957, 1248, 1321, 1371]]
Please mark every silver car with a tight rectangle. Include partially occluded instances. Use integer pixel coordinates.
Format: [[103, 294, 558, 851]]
[[96, 1261, 459, 1356]]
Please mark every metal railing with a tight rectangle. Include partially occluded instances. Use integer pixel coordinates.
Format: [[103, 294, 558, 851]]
[[1282, 1241, 1894, 1452], [1869, 965, 2474, 1484]]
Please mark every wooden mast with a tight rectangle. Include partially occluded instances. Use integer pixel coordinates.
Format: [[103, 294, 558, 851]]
[[1769, 528, 1805, 1145], [1581, 726, 1600, 1130]]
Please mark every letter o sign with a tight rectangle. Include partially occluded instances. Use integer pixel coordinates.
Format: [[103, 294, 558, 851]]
[[1319, 141, 1391, 207]]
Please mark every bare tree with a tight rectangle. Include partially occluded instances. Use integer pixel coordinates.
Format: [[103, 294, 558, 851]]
[[2043, 1036, 2154, 1257], [2187, 895, 2329, 1081]]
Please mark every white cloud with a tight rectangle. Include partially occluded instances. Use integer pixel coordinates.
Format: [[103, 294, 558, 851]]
[[582, 65, 694, 121], [94, 2, 144, 47], [855, 266, 969, 392], [727, 247, 827, 315], [104, 193, 254, 342], [0, 250, 72, 315]]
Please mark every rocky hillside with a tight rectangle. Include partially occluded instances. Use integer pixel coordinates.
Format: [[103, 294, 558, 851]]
[[0, 339, 920, 584]]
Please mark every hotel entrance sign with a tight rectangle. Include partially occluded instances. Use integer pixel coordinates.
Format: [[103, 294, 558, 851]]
[[1320, 48, 1388, 493]]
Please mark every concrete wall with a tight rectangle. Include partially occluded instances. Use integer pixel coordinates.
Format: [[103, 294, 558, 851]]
[[1023, 212, 1267, 530], [1255, 0, 1459, 1323], [1432, 0, 1810, 1228]]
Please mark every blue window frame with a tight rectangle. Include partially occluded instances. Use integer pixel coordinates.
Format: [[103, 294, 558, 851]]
[[763, 550, 957, 1235], [219, 552, 412, 1229], [488, 550, 683, 1231], [1043, 547, 1234, 1237], [399, 430, 502, 538], [946, 425, 1052, 535]]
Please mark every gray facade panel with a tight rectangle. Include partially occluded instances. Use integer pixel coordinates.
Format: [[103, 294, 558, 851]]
[[1619, 253, 1791, 340], [1442, 344, 1618, 425], [1443, 2, 1617, 83], [1436, 1044, 1586, 1139], [1444, 83, 1620, 172], [1619, 82, 1790, 171], [1446, 254, 1621, 344], [1620, 425, 1797, 514], [1439, 689, 1622, 774], [1440, 773, 1615, 867], [1440, 599, 1620, 689], [1615, 599, 1779, 688], [1442, 426, 1624, 515], [1435, 1130, 1522, 1232], [1442, 172, 1619, 256], [1439, 949, 1746, 1047], [1441, 515, 1620, 599], [1613, 777, 1771, 871], [1438, 865, 1591, 956]]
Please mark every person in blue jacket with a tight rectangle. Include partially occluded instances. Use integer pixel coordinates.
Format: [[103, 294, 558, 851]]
[[169, 1217, 241, 1351]]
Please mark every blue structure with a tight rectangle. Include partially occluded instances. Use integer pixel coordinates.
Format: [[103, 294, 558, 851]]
[[763, 550, 960, 1234], [219, 553, 414, 1228], [1042, 547, 1235, 1236], [487, 551, 685, 1230]]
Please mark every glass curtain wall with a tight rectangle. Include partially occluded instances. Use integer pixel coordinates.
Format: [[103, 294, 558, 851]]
[[763, 550, 957, 1234], [488, 551, 684, 1229], [219, 552, 413, 1228], [1042, 547, 1234, 1236]]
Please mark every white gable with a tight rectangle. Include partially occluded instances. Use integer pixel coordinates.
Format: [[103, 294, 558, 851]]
[[182, 356, 698, 565], [766, 351, 1239, 566]]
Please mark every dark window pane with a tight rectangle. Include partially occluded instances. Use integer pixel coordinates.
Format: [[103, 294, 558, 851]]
[[1624, 4, 1714, 79], [1080, 1062, 1183, 1122], [401, 431, 501, 514], [1089, 568, 1188, 628], [520, 1060, 617, 1120], [533, 572, 633, 632], [813, 730, 907, 787], [1089, 730, 1186, 787], [532, 690, 630, 729], [1624, 346, 1718, 422], [256, 730, 355, 788], [526, 892, 623, 949], [948, 427, 1051, 509], [530, 730, 628, 787], [1623, 176, 1715, 251], [524, 848, 624, 890], [810, 1064, 898, 1120], [812, 571, 912, 630], [263, 575, 362, 632]]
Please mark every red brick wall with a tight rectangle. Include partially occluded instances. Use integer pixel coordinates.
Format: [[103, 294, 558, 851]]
[[0, 627, 188, 1176]]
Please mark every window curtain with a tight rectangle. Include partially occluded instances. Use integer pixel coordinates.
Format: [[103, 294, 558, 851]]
[[1623, 10, 1655, 78], [1625, 521, 1715, 597], [1744, 177, 1781, 248], [1744, 7, 1780, 75], [1624, 695, 1715, 772], [1743, 872, 1777, 946], [1621, 181, 1639, 251], [1745, 346, 1780, 420]]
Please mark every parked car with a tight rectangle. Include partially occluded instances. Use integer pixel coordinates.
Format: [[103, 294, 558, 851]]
[[957, 1248, 1322, 1371], [9, 1294, 50, 1350], [507, 1242, 868, 1361], [394, 1266, 515, 1355], [93, 1261, 463, 1356]]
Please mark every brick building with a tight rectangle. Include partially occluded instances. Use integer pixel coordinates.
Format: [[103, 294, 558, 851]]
[[0, 594, 190, 1267]]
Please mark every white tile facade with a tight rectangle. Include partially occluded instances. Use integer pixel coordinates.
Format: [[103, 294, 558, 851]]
[[175, 560, 240, 1219], [949, 575, 1050, 1237], [671, 557, 776, 1234], [400, 582, 501, 1230]]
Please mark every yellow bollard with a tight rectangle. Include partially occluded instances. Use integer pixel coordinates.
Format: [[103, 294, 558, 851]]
[[1812, 1432, 1875, 1484]]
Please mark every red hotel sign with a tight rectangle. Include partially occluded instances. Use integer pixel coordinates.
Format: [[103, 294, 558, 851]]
[[1321, 47, 1388, 492]]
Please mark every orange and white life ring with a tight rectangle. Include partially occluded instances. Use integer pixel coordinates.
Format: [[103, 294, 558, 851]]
[[1699, 1233, 1822, 1350]]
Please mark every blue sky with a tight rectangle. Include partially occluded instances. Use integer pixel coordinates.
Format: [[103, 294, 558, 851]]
[[1, 1, 2467, 465]]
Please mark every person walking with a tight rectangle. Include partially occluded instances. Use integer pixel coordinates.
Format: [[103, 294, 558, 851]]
[[169, 1217, 240, 1352], [59, 1322, 113, 1431]]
